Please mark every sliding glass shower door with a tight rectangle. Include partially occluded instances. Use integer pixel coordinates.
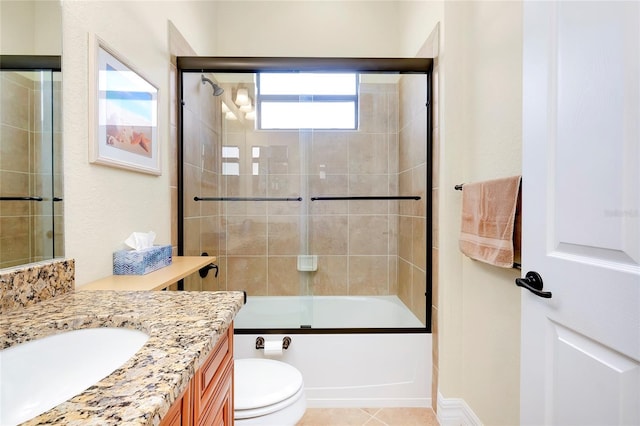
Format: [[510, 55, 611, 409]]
[[179, 61, 430, 331]]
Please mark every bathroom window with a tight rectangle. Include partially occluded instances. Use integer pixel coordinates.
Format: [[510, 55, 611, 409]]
[[257, 72, 358, 130]]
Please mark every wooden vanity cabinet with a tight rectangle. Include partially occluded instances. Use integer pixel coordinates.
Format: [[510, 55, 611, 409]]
[[160, 382, 193, 426], [160, 324, 234, 426]]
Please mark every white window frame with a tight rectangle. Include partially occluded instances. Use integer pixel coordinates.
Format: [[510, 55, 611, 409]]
[[256, 72, 359, 130]]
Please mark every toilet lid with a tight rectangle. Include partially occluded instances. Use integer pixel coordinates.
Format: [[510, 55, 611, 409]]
[[234, 358, 304, 411]]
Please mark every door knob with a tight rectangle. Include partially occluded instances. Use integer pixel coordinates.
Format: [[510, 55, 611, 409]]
[[515, 271, 552, 298]]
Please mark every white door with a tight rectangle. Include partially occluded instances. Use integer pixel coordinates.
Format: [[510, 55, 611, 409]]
[[521, 1, 640, 425]]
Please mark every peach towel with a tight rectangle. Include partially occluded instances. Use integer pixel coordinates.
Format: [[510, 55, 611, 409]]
[[459, 176, 521, 268]]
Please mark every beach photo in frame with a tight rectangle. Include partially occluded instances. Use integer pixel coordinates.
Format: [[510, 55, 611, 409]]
[[89, 35, 160, 175]]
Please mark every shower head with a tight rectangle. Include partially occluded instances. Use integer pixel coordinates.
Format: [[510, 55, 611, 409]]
[[201, 75, 224, 96]]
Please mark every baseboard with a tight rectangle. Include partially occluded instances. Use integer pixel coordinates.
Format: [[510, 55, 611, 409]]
[[437, 392, 483, 426]]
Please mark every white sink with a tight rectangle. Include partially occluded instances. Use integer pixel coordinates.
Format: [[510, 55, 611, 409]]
[[0, 327, 149, 426]]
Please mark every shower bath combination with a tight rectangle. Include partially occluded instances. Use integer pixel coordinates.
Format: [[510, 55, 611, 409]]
[[178, 57, 433, 407]]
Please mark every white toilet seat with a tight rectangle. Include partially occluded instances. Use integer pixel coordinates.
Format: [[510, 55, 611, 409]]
[[234, 358, 306, 424]]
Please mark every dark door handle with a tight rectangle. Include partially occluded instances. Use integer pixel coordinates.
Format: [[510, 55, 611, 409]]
[[515, 271, 552, 298]]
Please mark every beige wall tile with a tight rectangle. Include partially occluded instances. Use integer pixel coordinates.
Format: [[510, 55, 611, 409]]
[[0, 217, 30, 262], [349, 255, 389, 295], [310, 132, 349, 175], [202, 126, 220, 173], [1, 125, 29, 173], [388, 255, 398, 294], [349, 215, 388, 255], [397, 258, 412, 308], [432, 248, 439, 309], [182, 108, 200, 167], [312, 255, 348, 295], [412, 266, 427, 325], [267, 256, 300, 295], [0, 77, 30, 129], [268, 199, 302, 216], [413, 162, 427, 217], [225, 216, 267, 255], [268, 174, 301, 198], [227, 256, 267, 295], [412, 217, 427, 270], [0, 171, 30, 216], [183, 163, 201, 219], [349, 133, 388, 174], [398, 125, 411, 173], [410, 117, 427, 170], [398, 169, 413, 216], [310, 215, 348, 255], [398, 215, 412, 262], [268, 215, 301, 255], [183, 217, 201, 256], [200, 170, 219, 217], [359, 92, 389, 134], [349, 175, 390, 215], [308, 174, 348, 215], [200, 216, 221, 255]]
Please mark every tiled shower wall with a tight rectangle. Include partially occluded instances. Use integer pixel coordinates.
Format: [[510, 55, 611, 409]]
[[0, 71, 63, 269], [181, 72, 223, 292], [212, 82, 402, 299], [398, 74, 428, 325]]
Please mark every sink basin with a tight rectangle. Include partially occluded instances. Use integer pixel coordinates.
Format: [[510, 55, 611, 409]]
[[0, 327, 149, 426]]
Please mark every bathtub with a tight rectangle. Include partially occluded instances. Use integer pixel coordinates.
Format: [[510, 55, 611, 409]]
[[234, 295, 424, 329], [233, 295, 431, 407]]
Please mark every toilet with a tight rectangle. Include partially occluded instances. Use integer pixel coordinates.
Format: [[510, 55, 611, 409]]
[[234, 358, 306, 425]]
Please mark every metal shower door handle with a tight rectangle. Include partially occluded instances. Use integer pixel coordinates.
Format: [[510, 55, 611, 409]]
[[515, 271, 552, 298]]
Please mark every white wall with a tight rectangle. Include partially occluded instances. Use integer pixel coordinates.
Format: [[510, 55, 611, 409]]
[[397, 1, 443, 58], [0, 0, 61, 55], [438, 2, 523, 424], [62, 1, 217, 284], [211, 1, 401, 57]]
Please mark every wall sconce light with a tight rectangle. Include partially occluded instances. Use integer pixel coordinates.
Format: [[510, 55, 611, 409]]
[[239, 102, 253, 113], [235, 88, 250, 106]]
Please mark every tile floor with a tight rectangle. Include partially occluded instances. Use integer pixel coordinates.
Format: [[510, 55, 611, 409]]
[[296, 407, 439, 425]]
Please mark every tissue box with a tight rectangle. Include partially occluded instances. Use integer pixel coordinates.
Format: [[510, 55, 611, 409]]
[[113, 245, 172, 275]]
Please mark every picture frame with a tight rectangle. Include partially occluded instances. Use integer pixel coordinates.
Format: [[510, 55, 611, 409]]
[[88, 35, 161, 175]]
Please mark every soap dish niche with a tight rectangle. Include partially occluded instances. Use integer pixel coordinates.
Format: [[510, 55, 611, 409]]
[[297, 255, 317, 272]]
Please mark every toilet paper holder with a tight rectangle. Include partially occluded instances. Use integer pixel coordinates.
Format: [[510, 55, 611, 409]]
[[255, 336, 291, 350]]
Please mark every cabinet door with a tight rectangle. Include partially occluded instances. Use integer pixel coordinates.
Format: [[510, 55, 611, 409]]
[[159, 381, 193, 426], [198, 362, 233, 426], [193, 325, 234, 425]]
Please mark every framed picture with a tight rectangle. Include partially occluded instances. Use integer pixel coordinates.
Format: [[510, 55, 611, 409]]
[[89, 35, 161, 175]]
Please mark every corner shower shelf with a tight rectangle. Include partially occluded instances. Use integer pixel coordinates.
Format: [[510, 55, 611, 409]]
[[79, 256, 216, 291]]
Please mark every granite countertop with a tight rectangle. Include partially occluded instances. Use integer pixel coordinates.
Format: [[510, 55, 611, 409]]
[[0, 290, 245, 426]]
